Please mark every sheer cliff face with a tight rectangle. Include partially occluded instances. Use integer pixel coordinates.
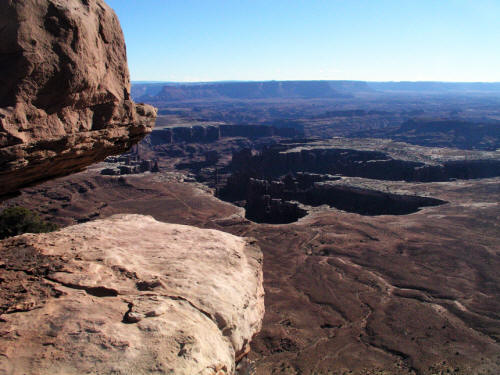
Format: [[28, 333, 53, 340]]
[[0, 0, 156, 197]]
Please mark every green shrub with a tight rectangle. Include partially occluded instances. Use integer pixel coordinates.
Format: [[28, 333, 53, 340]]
[[0, 206, 59, 240]]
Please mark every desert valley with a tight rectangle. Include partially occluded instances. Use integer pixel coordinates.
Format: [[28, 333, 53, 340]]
[[4, 79, 500, 374]]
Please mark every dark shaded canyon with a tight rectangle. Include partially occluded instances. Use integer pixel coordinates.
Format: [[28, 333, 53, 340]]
[[214, 144, 500, 223], [219, 173, 446, 224]]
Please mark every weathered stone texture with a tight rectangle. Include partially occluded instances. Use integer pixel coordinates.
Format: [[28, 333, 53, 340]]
[[0, 0, 156, 196], [0, 214, 264, 374]]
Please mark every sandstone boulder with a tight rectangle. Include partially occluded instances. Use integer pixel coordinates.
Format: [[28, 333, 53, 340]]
[[0, 0, 156, 197], [0, 214, 264, 374]]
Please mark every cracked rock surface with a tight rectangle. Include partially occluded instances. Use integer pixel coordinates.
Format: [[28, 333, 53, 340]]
[[0, 0, 156, 197], [0, 214, 264, 375]]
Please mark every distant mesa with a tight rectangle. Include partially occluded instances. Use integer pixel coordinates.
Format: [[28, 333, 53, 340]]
[[133, 80, 366, 102], [131, 80, 500, 103]]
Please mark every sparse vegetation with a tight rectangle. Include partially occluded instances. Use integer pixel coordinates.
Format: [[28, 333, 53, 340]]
[[0, 206, 59, 239]]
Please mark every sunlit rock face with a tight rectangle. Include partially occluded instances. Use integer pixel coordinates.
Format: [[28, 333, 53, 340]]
[[0, 214, 265, 375], [0, 0, 156, 197]]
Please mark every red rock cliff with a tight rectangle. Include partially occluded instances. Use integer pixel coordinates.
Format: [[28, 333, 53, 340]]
[[0, 0, 156, 197]]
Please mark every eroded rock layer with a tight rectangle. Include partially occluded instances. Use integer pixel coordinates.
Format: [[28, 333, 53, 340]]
[[0, 0, 156, 197], [0, 214, 264, 375]]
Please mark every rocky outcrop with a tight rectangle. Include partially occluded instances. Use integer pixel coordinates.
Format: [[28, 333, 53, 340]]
[[0, 0, 156, 197], [0, 1, 265, 374], [0, 214, 264, 374], [101, 154, 160, 176]]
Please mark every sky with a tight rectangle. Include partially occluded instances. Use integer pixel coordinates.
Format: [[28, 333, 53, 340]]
[[106, 0, 500, 83]]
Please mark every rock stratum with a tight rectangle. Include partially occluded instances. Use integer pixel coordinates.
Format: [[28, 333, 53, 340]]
[[0, 214, 264, 375], [0, 0, 156, 197]]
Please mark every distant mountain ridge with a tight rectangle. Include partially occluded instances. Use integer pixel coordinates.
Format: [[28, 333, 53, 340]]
[[132, 80, 370, 102], [132, 80, 500, 102]]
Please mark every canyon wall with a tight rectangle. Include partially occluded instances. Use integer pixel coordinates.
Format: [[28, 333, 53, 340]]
[[216, 143, 500, 223], [230, 146, 500, 182], [148, 124, 301, 146]]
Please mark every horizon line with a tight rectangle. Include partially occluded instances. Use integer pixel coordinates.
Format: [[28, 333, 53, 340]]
[[131, 79, 500, 84]]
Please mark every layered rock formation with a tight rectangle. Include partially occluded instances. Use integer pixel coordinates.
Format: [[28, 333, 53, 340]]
[[229, 143, 500, 182], [220, 174, 445, 223], [0, 0, 156, 197], [215, 139, 500, 223], [0, 214, 264, 374], [148, 124, 301, 146]]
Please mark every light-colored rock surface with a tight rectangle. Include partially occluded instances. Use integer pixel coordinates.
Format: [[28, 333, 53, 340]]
[[0, 214, 264, 375], [0, 0, 156, 196]]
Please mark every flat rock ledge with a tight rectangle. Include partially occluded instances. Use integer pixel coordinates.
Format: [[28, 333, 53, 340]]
[[0, 214, 264, 375], [0, 0, 156, 197]]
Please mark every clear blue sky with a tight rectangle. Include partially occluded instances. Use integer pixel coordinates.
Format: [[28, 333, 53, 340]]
[[106, 0, 500, 82]]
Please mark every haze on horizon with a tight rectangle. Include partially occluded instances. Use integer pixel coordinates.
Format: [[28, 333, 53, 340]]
[[106, 0, 500, 83]]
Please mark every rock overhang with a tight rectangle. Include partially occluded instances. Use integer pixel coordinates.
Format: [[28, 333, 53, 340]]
[[0, 0, 157, 197]]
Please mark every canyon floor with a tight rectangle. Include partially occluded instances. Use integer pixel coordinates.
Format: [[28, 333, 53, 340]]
[[5, 164, 499, 375]]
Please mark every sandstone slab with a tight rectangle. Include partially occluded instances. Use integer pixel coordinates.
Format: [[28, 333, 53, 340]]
[[0, 214, 264, 375], [0, 0, 156, 197]]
